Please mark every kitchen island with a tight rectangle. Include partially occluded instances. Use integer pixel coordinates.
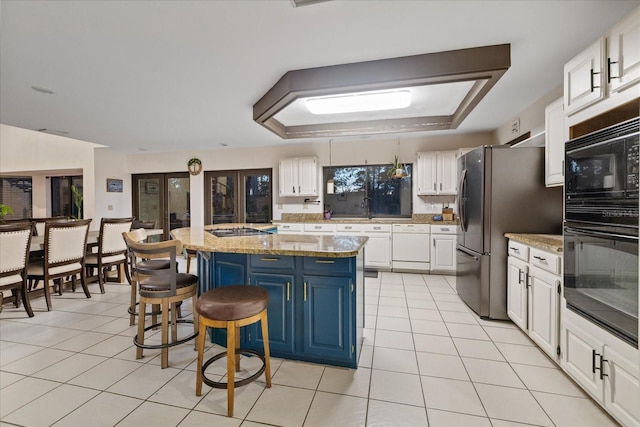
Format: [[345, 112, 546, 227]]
[[171, 224, 368, 368]]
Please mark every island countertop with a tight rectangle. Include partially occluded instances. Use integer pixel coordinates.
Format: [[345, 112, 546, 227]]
[[171, 224, 368, 258]]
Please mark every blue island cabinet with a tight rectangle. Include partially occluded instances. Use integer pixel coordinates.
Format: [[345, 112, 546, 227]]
[[198, 251, 364, 368]]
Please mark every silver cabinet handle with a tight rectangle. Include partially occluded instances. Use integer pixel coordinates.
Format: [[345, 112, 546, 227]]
[[433, 183, 436, 191]]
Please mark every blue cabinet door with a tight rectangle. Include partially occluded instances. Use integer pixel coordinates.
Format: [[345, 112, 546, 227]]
[[248, 272, 295, 355], [302, 275, 353, 364], [210, 253, 248, 346]]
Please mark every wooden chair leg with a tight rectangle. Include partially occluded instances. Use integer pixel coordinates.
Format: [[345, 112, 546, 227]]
[[261, 311, 272, 388], [195, 320, 206, 396], [226, 321, 236, 417], [43, 278, 53, 311], [192, 294, 199, 350], [20, 284, 35, 318], [161, 299, 169, 368], [98, 266, 106, 294], [171, 302, 178, 343], [136, 300, 146, 360], [235, 326, 241, 372], [129, 279, 137, 326], [80, 269, 91, 298]]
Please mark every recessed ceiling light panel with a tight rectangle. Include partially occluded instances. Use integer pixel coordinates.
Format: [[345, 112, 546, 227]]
[[253, 44, 510, 139], [306, 90, 411, 115]]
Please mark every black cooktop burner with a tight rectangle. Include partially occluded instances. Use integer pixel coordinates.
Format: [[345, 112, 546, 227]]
[[208, 227, 271, 238]]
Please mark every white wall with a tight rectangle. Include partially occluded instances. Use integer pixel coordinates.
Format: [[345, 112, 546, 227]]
[[94, 148, 132, 221]]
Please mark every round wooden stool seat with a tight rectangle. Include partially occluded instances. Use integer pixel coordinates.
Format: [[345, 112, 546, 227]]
[[196, 285, 268, 320], [195, 285, 271, 417]]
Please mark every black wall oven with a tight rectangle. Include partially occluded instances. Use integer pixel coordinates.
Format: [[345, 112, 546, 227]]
[[564, 117, 639, 348]]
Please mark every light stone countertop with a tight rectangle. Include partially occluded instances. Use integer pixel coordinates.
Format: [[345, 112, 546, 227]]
[[171, 223, 368, 258], [274, 213, 458, 225], [504, 233, 563, 253]]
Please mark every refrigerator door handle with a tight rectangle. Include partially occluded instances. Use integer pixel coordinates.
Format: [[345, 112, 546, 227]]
[[457, 169, 468, 232]]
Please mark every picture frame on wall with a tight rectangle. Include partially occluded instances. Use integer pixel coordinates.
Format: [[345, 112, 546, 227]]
[[106, 178, 123, 193], [145, 182, 159, 194]]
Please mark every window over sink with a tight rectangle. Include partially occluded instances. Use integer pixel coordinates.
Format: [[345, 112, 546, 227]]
[[323, 164, 412, 218]]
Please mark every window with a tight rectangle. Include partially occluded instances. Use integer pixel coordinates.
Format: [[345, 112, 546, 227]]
[[0, 177, 32, 219], [51, 176, 83, 219], [323, 164, 412, 218]]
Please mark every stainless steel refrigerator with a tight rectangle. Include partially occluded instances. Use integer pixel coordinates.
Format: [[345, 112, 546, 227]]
[[456, 146, 562, 319]]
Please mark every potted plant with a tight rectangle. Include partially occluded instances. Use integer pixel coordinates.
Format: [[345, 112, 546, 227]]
[[0, 203, 14, 219], [71, 185, 83, 219], [387, 156, 407, 179]]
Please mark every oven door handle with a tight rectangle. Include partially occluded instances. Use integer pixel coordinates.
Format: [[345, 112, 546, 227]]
[[564, 226, 639, 242]]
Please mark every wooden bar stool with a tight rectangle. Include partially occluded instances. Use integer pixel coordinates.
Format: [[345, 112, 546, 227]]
[[195, 285, 271, 417]]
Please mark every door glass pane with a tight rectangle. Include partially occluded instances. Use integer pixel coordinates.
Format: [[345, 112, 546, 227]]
[[168, 177, 190, 230], [51, 176, 83, 218], [137, 178, 162, 228], [210, 174, 236, 224], [245, 173, 271, 223]]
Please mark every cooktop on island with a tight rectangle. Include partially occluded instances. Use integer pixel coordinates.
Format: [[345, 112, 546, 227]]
[[207, 227, 273, 238]]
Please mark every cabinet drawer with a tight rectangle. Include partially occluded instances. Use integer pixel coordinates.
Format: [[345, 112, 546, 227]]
[[431, 225, 456, 234], [277, 223, 303, 233], [304, 223, 336, 233], [336, 223, 362, 233], [363, 224, 391, 233], [302, 256, 352, 274], [530, 248, 560, 274], [249, 254, 295, 270], [508, 240, 529, 261]]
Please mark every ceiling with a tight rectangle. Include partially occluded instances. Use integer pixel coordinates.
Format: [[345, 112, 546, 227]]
[[1, 0, 638, 153]]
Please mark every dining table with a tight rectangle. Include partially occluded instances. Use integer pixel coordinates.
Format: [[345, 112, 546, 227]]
[[29, 228, 164, 253]]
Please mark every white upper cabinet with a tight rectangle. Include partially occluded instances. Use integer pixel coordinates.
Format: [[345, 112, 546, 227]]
[[544, 97, 566, 187], [564, 38, 605, 115], [417, 151, 458, 195], [608, 5, 640, 94], [564, 6, 640, 117], [278, 157, 318, 197]]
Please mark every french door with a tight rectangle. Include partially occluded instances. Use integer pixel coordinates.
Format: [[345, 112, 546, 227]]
[[132, 173, 190, 240], [204, 169, 272, 225]]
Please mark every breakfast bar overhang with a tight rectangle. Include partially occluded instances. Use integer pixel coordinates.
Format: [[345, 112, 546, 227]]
[[171, 224, 368, 368]]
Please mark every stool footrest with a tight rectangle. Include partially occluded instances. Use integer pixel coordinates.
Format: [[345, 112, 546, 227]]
[[201, 349, 266, 389], [134, 319, 198, 350]]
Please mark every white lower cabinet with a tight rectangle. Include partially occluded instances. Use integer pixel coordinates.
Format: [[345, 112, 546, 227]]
[[507, 240, 561, 362], [561, 308, 640, 426], [430, 225, 458, 273], [336, 223, 392, 270], [276, 223, 304, 234]]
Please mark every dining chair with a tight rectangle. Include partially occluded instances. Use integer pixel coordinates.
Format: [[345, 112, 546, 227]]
[[85, 217, 134, 293], [123, 228, 171, 325], [0, 222, 35, 317], [29, 216, 70, 237], [123, 231, 199, 368], [27, 219, 92, 310]]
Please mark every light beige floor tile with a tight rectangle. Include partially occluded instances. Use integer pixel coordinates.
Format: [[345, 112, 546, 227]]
[[462, 357, 525, 388], [453, 338, 505, 361], [107, 363, 181, 399], [116, 401, 190, 427], [495, 342, 557, 368], [407, 298, 437, 309], [246, 384, 314, 426], [0, 371, 24, 389], [377, 305, 409, 318], [432, 293, 464, 303], [411, 319, 449, 336], [440, 310, 479, 324], [422, 376, 486, 416], [402, 274, 426, 285], [149, 368, 215, 409], [428, 287, 457, 296], [0, 376, 60, 417], [531, 391, 619, 427], [305, 391, 367, 427], [408, 307, 442, 321], [446, 323, 491, 340], [427, 408, 492, 427], [19, 325, 83, 347], [365, 314, 377, 328], [51, 331, 112, 352], [416, 352, 469, 380], [374, 329, 414, 350], [359, 345, 374, 368], [413, 333, 458, 355], [177, 409, 242, 427], [81, 334, 134, 358], [53, 391, 142, 427], [271, 359, 324, 389], [379, 289, 406, 299], [490, 419, 541, 427], [474, 383, 553, 426], [2, 347, 74, 375], [404, 291, 433, 301], [370, 369, 424, 406], [483, 326, 533, 345], [375, 316, 411, 332], [91, 317, 138, 335], [3, 383, 99, 427], [378, 296, 406, 307], [318, 366, 371, 398], [366, 399, 428, 427], [32, 353, 107, 383], [372, 347, 419, 374], [511, 363, 586, 397], [68, 358, 142, 390], [475, 317, 519, 329], [0, 343, 44, 367]]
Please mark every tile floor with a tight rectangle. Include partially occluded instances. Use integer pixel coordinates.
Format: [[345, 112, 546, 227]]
[[0, 263, 620, 427]]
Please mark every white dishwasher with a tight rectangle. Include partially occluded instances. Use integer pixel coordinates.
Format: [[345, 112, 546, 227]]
[[392, 223, 430, 272]]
